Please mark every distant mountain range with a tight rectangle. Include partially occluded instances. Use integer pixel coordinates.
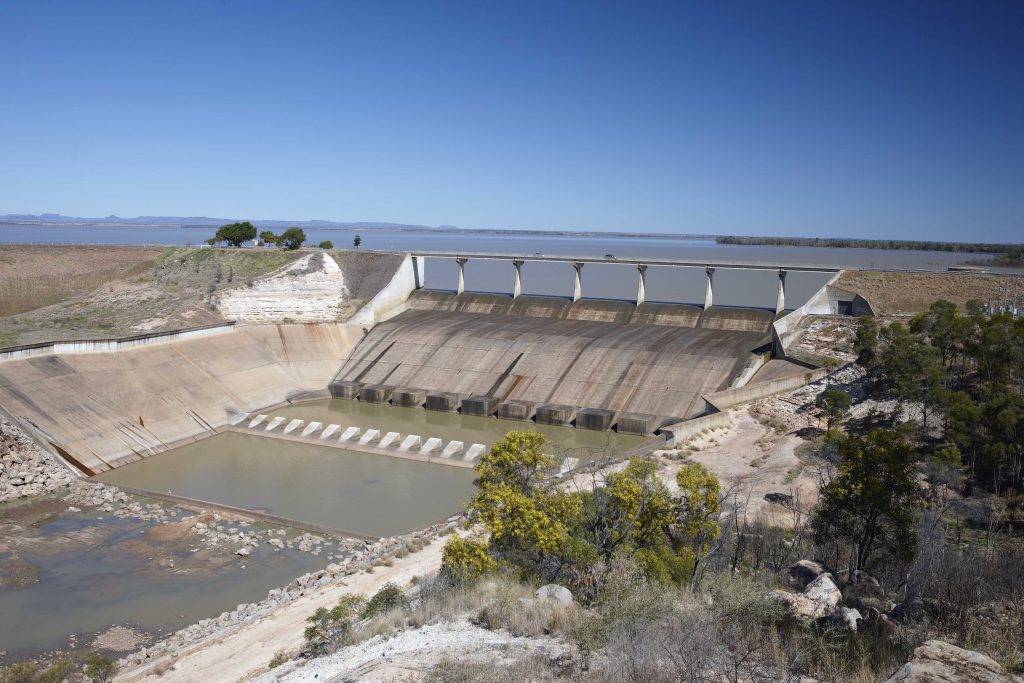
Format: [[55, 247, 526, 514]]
[[0, 213, 717, 240], [0, 213, 447, 231]]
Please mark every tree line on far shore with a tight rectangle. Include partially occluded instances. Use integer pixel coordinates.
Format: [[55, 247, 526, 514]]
[[716, 234, 1022, 256]]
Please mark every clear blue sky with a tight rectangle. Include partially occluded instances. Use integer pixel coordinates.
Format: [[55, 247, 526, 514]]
[[1, 1, 1021, 241]]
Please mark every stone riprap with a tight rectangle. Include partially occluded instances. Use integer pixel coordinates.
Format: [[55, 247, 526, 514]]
[[0, 417, 76, 502]]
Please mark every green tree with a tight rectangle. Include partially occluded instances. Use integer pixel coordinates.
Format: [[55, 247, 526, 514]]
[[362, 582, 410, 619], [811, 431, 922, 572], [213, 221, 257, 247], [815, 387, 853, 431], [674, 461, 723, 588], [853, 316, 879, 369], [84, 653, 118, 683], [279, 227, 307, 250], [259, 230, 278, 245], [353, 234, 362, 248], [318, 240, 334, 249], [303, 594, 366, 655], [880, 322, 947, 434]]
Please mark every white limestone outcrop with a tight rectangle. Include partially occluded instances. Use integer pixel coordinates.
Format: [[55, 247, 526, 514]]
[[213, 253, 350, 322]]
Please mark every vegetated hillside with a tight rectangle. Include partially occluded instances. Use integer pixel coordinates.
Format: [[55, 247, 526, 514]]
[[0, 246, 303, 346], [836, 270, 1019, 314]]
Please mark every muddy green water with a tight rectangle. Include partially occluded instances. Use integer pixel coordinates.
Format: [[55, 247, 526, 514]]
[[98, 431, 478, 538], [97, 402, 645, 537]]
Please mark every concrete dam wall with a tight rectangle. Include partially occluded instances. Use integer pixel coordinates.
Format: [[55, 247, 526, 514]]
[[333, 291, 774, 423], [0, 323, 364, 474]]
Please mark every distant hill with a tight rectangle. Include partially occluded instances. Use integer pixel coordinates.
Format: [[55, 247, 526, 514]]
[[0, 213, 444, 231]]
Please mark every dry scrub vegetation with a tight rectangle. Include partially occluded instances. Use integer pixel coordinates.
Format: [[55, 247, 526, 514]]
[[836, 270, 1017, 315], [0, 245, 161, 317], [0, 246, 303, 346]]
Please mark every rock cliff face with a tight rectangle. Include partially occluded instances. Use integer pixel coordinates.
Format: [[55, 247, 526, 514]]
[[213, 253, 350, 322]]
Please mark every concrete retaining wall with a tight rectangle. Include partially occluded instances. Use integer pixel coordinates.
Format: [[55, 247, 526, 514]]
[[0, 323, 235, 361], [350, 254, 426, 327], [703, 368, 827, 412], [772, 272, 843, 354], [660, 411, 733, 445]]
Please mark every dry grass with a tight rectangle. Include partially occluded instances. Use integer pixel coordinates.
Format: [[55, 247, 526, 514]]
[[836, 270, 1018, 315], [0, 246, 302, 346], [0, 245, 161, 317]]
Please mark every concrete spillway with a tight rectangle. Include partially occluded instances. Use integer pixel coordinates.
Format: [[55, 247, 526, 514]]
[[0, 323, 363, 473], [333, 292, 774, 422]]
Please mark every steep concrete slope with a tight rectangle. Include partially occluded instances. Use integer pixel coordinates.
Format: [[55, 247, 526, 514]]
[[0, 324, 363, 473], [335, 299, 770, 421]]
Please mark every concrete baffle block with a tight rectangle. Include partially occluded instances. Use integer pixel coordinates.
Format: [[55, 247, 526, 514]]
[[301, 421, 323, 437], [425, 392, 460, 412], [283, 419, 304, 434], [465, 443, 487, 461], [461, 395, 498, 417], [264, 416, 285, 431], [441, 440, 464, 458], [320, 424, 341, 439], [248, 414, 268, 429], [339, 426, 361, 442], [399, 435, 422, 450], [360, 385, 394, 404], [536, 404, 576, 426], [420, 437, 443, 454], [391, 388, 427, 408], [497, 400, 535, 421], [329, 381, 363, 400], [228, 412, 250, 426], [379, 431, 401, 447], [576, 408, 615, 431], [616, 412, 658, 436], [358, 429, 381, 445]]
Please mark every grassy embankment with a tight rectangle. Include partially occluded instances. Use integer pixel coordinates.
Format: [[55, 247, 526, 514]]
[[835, 270, 1020, 315], [0, 245, 302, 347]]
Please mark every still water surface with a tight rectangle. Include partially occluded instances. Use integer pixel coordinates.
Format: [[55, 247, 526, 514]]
[[98, 432, 477, 538], [1, 223, 989, 310]]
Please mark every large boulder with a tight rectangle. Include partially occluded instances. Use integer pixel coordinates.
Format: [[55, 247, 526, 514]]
[[816, 606, 862, 632], [774, 573, 843, 620], [789, 559, 830, 590], [536, 584, 573, 606], [885, 640, 1023, 683]]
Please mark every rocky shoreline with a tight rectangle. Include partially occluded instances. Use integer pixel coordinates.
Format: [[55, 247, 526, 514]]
[[117, 516, 460, 673]]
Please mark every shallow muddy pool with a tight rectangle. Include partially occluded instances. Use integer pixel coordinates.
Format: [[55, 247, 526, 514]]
[[98, 402, 646, 537], [98, 432, 478, 537], [0, 500, 326, 662]]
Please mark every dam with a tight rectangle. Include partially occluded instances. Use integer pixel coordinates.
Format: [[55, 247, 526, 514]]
[[0, 246, 869, 663], [0, 249, 836, 531]]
